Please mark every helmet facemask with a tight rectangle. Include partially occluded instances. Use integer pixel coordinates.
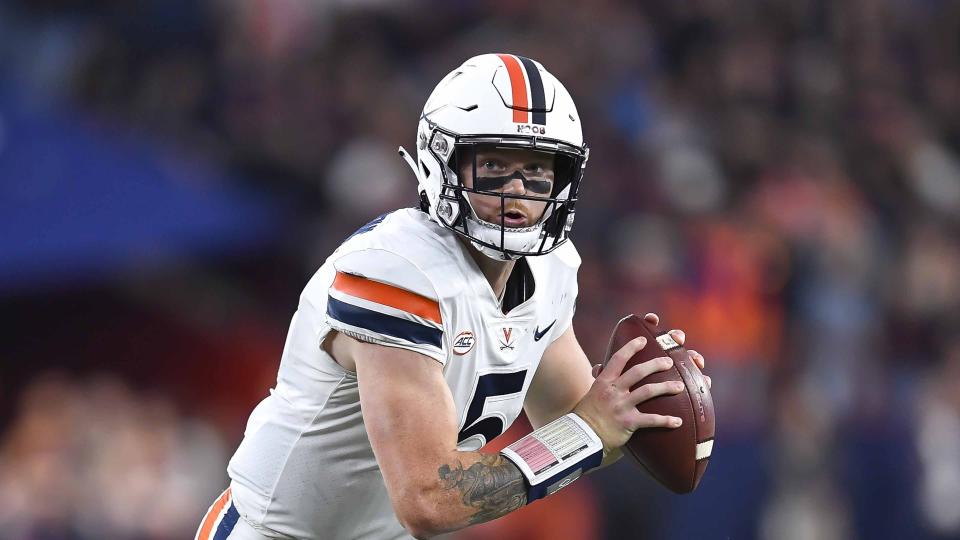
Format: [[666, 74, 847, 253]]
[[425, 128, 587, 260]]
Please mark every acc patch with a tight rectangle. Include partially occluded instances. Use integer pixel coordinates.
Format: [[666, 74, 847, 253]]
[[452, 331, 476, 356]]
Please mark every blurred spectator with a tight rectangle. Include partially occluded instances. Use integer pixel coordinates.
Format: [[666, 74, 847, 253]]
[[916, 338, 960, 538], [0, 374, 228, 540], [3, 0, 960, 537]]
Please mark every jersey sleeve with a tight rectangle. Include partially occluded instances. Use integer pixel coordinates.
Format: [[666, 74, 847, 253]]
[[548, 241, 581, 343], [548, 279, 577, 344], [324, 249, 446, 364]]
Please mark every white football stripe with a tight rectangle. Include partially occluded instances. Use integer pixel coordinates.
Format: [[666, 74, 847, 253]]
[[325, 318, 445, 363], [656, 333, 680, 351], [696, 439, 714, 460]]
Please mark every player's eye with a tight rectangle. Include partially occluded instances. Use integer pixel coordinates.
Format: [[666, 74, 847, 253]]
[[526, 179, 553, 194], [480, 159, 501, 170], [525, 163, 545, 173]]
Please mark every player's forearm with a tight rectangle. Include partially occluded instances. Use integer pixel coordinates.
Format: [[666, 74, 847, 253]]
[[438, 452, 527, 525], [399, 451, 526, 538]]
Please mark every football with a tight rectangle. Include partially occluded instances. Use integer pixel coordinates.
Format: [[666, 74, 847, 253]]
[[603, 314, 715, 493]]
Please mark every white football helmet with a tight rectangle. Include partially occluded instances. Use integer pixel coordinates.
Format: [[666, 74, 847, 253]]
[[399, 53, 589, 260]]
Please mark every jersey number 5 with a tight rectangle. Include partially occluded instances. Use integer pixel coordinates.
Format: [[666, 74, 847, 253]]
[[457, 370, 527, 446]]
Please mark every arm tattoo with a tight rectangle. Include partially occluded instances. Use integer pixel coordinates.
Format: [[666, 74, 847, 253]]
[[438, 454, 527, 524]]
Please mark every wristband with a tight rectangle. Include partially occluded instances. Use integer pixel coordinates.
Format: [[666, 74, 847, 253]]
[[500, 413, 604, 503]]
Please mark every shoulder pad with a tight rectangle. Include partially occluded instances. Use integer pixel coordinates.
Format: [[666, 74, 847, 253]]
[[333, 249, 437, 302], [552, 240, 582, 270]]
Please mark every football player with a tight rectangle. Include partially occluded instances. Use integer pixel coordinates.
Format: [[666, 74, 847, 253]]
[[196, 53, 709, 540]]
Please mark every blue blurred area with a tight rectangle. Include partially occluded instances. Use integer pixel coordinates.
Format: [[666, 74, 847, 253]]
[[0, 84, 282, 293], [660, 436, 770, 540]]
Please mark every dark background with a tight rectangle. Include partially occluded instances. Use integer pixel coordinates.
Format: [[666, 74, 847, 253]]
[[2, 1, 959, 538]]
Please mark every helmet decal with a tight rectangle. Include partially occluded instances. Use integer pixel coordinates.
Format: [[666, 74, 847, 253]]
[[496, 54, 547, 125]]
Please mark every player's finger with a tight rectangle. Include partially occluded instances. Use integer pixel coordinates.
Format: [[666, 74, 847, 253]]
[[688, 349, 705, 370], [644, 312, 659, 326], [591, 363, 603, 378], [601, 336, 648, 381], [669, 329, 685, 346], [617, 356, 673, 389], [705, 375, 712, 389], [628, 380, 684, 405], [632, 413, 682, 430]]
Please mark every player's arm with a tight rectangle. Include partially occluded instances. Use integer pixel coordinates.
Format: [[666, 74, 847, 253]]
[[327, 331, 525, 538], [525, 324, 629, 466], [323, 251, 524, 537], [525, 324, 593, 429]]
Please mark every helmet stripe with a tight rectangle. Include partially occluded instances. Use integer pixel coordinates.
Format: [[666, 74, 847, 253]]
[[497, 54, 530, 123], [517, 56, 546, 125]]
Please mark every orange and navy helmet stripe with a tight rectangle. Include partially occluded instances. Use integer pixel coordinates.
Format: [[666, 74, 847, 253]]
[[517, 56, 546, 125], [497, 54, 529, 123], [496, 54, 547, 126]]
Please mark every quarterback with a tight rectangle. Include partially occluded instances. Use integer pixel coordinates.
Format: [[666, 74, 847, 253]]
[[196, 53, 708, 540]]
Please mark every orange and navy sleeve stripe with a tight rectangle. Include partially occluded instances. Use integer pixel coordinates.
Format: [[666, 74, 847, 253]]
[[327, 271, 443, 349], [496, 54, 547, 125], [195, 488, 240, 540]]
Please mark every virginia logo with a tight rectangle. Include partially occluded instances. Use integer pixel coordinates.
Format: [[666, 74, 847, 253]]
[[499, 327, 516, 351]]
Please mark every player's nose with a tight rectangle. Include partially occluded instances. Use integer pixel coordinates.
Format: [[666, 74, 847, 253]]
[[502, 172, 526, 194]]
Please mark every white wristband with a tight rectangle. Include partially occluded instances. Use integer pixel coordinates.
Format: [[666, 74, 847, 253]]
[[500, 413, 604, 503]]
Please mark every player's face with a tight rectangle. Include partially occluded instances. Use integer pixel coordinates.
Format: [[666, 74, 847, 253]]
[[458, 146, 555, 228]]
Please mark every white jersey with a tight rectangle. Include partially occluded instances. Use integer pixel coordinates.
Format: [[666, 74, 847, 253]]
[[227, 208, 580, 539]]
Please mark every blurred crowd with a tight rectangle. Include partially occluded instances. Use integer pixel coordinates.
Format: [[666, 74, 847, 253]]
[[0, 374, 227, 539], [2, 0, 960, 538]]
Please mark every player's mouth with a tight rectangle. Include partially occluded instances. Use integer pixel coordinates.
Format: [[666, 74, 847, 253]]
[[499, 209, 529, 227]]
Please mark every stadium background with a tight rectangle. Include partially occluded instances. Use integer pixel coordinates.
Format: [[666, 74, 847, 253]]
[[2, 1, 959, 538]]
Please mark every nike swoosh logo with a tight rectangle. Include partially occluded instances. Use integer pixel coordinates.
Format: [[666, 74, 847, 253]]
[[533, 320, 557, 341]]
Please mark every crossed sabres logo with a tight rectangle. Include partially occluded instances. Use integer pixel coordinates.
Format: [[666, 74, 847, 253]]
[[498, 327, 516, 351]]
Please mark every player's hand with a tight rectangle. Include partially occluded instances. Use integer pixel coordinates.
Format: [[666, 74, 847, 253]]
[[573, 335, 684, 454], [643, 312, 711, 390]]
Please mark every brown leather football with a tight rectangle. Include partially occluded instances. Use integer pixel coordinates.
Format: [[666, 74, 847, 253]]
[[603, 314, 715, 493]]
